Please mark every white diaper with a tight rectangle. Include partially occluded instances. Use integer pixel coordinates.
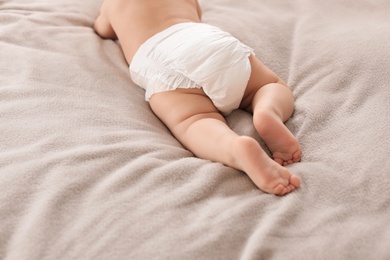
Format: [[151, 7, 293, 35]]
[[130, 22, 254, 115]]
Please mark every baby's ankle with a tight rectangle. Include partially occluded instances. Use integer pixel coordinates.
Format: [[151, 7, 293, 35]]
[[253, 109, 280, 136]]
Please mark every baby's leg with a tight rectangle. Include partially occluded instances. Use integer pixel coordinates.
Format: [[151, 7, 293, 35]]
[[150, 89, 300, 195], [243, 55, 302, 166]]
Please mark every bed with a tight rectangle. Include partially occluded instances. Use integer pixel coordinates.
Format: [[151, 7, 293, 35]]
[[1, 0, 390, 259]]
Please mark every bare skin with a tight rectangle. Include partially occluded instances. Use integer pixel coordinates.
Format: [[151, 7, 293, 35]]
[[94, 0, 302, 195]]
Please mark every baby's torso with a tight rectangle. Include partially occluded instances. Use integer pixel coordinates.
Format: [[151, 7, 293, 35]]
[[107, 0, 201, 64]]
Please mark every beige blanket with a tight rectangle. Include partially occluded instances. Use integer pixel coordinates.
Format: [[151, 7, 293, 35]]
[[1, 0, 390, 259]]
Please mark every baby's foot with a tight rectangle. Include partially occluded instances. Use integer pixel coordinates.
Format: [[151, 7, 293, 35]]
[[232, 136, 300, 195], [254, 110, 302, 166]]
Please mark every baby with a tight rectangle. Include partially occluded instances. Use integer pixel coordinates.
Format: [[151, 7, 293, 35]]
[[94, 0, 302, 195]]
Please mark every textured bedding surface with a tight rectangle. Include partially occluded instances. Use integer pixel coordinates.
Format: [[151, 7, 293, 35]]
[[1, 0, 390, 259]]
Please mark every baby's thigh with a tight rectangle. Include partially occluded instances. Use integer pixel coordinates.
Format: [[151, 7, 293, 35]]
[[241, 55, 283, 108], [149, 88, 222, 130]]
